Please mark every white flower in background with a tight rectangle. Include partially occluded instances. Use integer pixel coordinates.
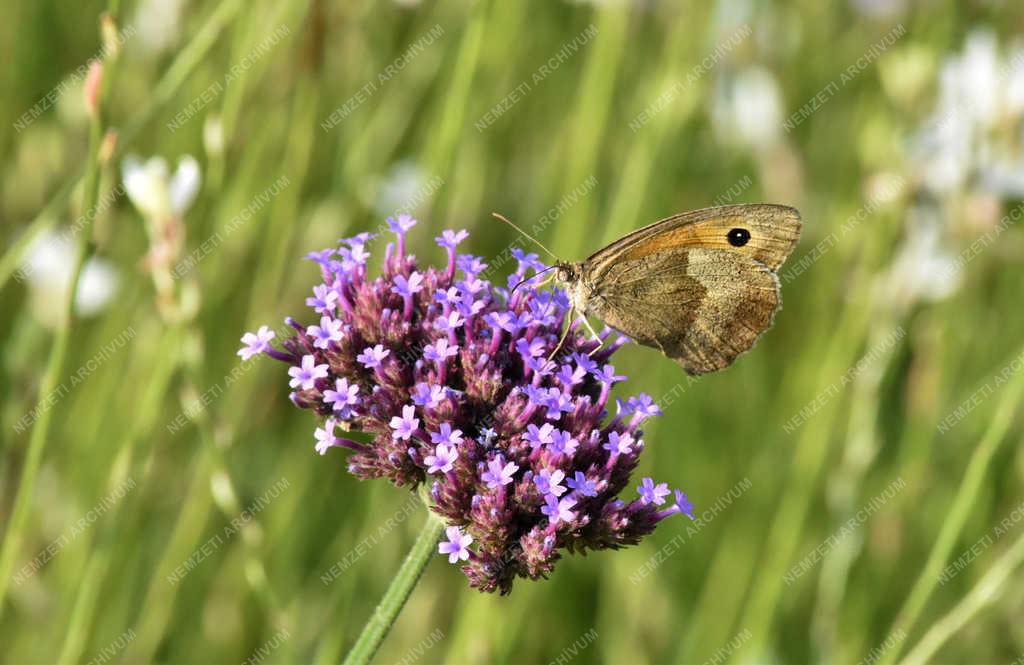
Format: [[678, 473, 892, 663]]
[[978, 160, 1024, 199], [914, 102, 971, 195], [132, 0, 186, 56], [850, 0, 906, 20], [880, 206, 962, 307], [122, 154, 200, 220], [371, 160, 428, 219], [912, 30, 1024, 199], [1006, 48, 1024, 115], [883, 31, 1024, 309], [20, 230, 119, 325], [169, 156, 201, 214], [939, 31, 1000, 129], [711, 66, 784, 151], [711, 0, 754, 37], [121, 154, 202, 323]]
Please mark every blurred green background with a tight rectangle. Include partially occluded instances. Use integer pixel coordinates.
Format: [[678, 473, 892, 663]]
[[3, 0, 1024, 663]]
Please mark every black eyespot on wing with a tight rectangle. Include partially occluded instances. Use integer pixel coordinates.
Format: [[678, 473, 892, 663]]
[[727, 228, 750, 247]]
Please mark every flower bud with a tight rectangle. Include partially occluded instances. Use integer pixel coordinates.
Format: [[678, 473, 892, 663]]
[[84, 61, 103, 118]]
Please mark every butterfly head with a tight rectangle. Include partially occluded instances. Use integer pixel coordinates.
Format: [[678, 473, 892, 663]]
[[554, 261, 580, 284], [555, 261, 592, 315]]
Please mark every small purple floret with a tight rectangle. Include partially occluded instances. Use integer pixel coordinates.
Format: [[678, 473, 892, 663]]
[[439, 526, 473, 563], [638, 477, 671, 505], [356, 344, 390, 369], [566, 471, 597, 497], [541, 495, 577, 525], [288, 355, 328, 390], [238, 325, 275, 360], [481, 456, 518, 489], [534, 468, 567, 497], [390, 405, 419, 441], [323, 378, 359, 418], [425, 443, 458, 474]]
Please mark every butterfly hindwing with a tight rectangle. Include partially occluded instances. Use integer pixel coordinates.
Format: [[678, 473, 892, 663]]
[[584, 246, 780, 374]]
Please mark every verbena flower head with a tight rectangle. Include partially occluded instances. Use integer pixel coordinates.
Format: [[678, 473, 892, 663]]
[[241, 216, 694, 593]]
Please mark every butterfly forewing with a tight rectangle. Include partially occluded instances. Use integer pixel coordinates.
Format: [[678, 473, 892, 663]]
[[583, 204, 801, 279]]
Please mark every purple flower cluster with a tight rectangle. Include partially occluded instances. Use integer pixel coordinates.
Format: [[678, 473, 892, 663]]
[[239, 215, 694, 593]]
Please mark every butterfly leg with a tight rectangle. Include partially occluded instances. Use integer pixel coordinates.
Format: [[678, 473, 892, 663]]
[[546, 304, 576, 362], [580, 315, 605, 356]]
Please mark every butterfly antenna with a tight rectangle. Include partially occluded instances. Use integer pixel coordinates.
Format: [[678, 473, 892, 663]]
[[492, 212, 561, 262]]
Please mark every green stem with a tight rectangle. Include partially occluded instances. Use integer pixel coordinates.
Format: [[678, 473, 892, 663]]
[[55, 328, 180, 665], [896, 515, 1024, 665], [342, 504, 445, 665], [0, 37, 107, 619], [876, 344, 1024, 665]]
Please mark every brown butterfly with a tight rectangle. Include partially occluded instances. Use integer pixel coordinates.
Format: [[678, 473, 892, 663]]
[[496, 204, 802, 375]]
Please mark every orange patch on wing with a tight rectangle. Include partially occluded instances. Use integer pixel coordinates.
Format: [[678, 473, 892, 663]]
[[617, 215, 755, 261]]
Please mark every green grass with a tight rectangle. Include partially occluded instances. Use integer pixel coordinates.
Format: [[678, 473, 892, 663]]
[[3, 1, 1024, 664]]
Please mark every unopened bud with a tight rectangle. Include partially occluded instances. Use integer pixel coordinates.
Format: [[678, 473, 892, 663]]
[[99, 129, 118, 164], [203, 114, 225, 158], [84, 61, 103, 118], [100, 13, 121, 58]]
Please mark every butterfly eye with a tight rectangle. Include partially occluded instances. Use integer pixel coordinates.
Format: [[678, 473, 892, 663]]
[[727, 228, 751, 247]]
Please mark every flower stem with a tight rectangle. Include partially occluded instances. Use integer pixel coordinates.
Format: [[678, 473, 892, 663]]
[[0, 14, 111, 620], [342, 503, 445, 665], [896, 522, 1024, 665], [875, 344, 1024, 665]]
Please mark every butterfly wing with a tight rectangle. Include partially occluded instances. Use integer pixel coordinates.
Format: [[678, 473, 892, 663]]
[[583, 204, 801, 278], [579, 205, 800, 375]]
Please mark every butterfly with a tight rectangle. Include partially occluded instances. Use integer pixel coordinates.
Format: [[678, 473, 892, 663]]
[[496, 204, 801, 375]]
